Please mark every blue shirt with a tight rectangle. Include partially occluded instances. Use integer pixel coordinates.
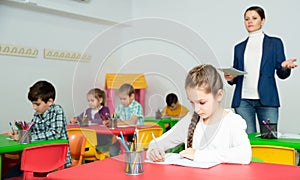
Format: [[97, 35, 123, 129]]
[[30, 103, 72, 167], [115, 100, 144, 125]]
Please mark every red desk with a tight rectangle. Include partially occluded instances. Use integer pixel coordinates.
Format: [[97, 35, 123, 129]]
[[67, 124, 160, 137], [47, 155, 300, 180], [67, 124, 161, 152]]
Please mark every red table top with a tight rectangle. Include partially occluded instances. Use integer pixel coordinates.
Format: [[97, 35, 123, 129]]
[[67, 124, 161, 135], [47, 154, 300, 180]]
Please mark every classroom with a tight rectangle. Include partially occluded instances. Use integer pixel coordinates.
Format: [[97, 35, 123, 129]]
[[0, 0, 300, 179]]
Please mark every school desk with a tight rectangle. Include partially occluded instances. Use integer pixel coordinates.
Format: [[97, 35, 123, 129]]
[[67, 124, 162, 153], [47, 154, 300, 180], [144, 117, 180, 133], [0, 134, 67, 179], [248, 133, 300, 151], [67, 124, 161, 138]]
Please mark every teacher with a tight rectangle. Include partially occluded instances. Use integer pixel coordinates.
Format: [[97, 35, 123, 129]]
[[224, 6, 297, 133]]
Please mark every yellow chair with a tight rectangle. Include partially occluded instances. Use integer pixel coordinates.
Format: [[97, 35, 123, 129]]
[[137, 127, 163, 150], [144, 122, 160, 127], [68, 128, 109, 161], [251, 145, 296, 165]]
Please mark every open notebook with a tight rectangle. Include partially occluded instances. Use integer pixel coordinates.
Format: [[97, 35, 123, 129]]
[[145, 153, 220, 168]]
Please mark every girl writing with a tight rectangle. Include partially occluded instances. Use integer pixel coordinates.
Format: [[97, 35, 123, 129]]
[[147, 64, 251, 164]]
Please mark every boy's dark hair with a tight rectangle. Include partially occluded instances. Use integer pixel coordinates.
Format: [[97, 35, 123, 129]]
[[28, 80, 56, 103], [118, 83, 135, 96], [166, 93, 178, 107]]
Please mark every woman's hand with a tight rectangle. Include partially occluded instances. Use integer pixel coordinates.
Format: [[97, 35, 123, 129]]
[[148, 149, 165, 162], [282, 58, 297, 69], [224, 72, 237, 81], [179, 148, 195, 160]]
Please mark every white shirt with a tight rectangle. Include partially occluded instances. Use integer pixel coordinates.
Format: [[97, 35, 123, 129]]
[[147, 110, 252, 164], [91, 109, 98, 120], [242, 29, 264, 99]]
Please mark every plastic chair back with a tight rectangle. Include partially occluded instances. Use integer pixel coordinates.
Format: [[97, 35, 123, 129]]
[[251, 145, 296, 165], [68, 133, 86, 166], [68, 128, 108, 161], [21, 143, 68, 179], [138, 127, 163, 150]]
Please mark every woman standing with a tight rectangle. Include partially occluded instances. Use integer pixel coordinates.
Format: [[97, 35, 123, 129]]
[[224, 6, 297, 133]]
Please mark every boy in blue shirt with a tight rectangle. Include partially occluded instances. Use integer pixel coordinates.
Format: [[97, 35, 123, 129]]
[[114, 83, 144, 125]]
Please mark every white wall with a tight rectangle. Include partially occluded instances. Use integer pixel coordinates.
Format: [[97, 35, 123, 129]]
[[0, 0, 299, 133], [0, 0, 131, 132], [130, 0, 300, 133]]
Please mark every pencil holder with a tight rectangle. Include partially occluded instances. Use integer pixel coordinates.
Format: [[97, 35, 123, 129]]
[[259, 123, 278, 139], [18, 130, 31, 144], [79, 117, 89, 127], [155, 110, 162, 119], [124, 150, 144, 175], [109, 118, 117, 129]]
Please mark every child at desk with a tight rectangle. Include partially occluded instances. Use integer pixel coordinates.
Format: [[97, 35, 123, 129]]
[[161, 93, 189, 118], [147, 64, 251, 164], [70, 88, 119, 157], [6, 80, 72, 178], [70, 88, 109, 125], [114, 83, 144, 126]]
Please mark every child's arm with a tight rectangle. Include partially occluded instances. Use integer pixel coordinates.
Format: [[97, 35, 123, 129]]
[[161, 106, 167, 117], [191, 117, 251, 164], [117, 115, 139, 126], [115, 102, 143, 125]]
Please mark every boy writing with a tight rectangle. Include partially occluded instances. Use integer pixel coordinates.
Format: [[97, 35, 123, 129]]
[[9, 80, 72, 167], [161, 93, 189, 118], [114, 83, 144, 126]]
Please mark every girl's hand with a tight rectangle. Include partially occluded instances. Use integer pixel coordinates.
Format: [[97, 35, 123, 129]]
[[282, 58, 297, 69], [148, 149, 165, 162], [103, 119, 109, 127], [179, 148, 195, 160], [224, 72, 237, 81], [70, 117, 78, 124]]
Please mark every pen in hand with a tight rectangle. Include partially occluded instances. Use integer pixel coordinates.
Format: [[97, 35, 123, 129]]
[[9, 122, 15, 135], [151, 132, 165, 162]]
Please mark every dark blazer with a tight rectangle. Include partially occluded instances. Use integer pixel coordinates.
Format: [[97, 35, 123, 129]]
[[229, 34, 291, 108]]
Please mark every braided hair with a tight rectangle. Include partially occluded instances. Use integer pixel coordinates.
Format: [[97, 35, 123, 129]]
[[185, 64, 223, 148], [186, 112, 200, 148]]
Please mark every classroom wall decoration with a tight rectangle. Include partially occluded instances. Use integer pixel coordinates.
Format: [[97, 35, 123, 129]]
[[44, 48, 91, 62], [0, 44, 38, 58]]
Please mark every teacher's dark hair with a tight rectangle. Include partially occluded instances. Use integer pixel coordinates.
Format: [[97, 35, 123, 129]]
[[244, 6, 265, 20]]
